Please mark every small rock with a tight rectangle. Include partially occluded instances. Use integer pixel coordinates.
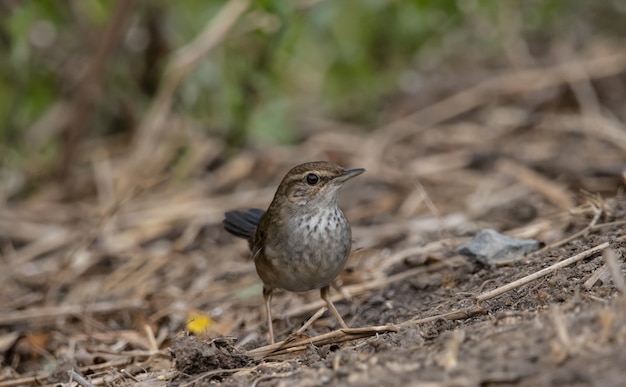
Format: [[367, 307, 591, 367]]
[[458, 229, 540, 266]]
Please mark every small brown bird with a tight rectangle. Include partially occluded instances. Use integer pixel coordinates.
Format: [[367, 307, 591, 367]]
[[223, 161, 365, 343]]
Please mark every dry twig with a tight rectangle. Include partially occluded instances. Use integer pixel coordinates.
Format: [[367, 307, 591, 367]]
[[477, 236, 626, 303], [246, 325, 398, 358], [0, 299, 144, 326]]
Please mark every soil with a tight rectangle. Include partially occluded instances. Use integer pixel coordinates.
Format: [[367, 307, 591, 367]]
[[168, 205, 626, 386], [2, 44, 626, 387]]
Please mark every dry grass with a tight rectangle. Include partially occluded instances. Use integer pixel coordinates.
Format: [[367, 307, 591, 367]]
[[1, 7, 626, 385]]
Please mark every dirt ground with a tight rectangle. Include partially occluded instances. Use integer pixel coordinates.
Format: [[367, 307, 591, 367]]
[[2, 44, 626, 386], [167, 203, 626, 387]]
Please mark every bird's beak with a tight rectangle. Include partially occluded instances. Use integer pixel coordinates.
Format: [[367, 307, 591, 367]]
[[334, 168, 365, 184]]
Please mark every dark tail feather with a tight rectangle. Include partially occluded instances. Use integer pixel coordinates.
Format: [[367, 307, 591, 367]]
[[223, 208, 265, 241]]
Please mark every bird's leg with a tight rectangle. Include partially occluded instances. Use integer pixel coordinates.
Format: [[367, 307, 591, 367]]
[[320, 285, 348, 329], [263, 287, 275, 344]]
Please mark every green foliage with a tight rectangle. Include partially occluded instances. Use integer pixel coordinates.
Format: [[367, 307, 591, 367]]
[[0, 0, 621, 169]]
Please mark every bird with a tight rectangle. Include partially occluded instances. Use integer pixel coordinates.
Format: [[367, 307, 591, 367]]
[[223, 161, 365, 343]]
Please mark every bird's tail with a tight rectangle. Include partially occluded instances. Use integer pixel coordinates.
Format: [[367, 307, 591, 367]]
[[222, 208, 265, 241]]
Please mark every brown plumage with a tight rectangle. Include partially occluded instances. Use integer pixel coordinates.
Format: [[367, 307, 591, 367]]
[[223, 161, 365, 343]]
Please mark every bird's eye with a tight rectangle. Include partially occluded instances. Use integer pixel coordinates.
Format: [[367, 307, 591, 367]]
[[305, 173, 320, 185]]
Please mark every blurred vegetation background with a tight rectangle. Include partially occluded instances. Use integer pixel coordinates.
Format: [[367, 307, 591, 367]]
[[0, 0, 624, 197]]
